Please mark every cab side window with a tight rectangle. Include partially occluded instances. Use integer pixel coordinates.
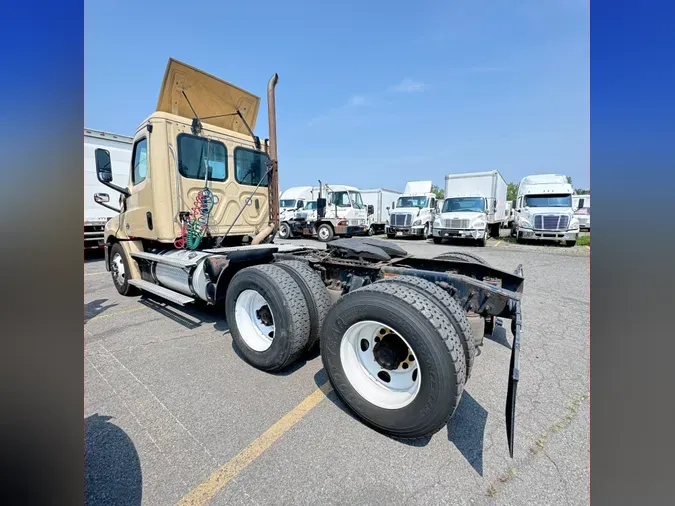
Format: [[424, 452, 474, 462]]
[[131, 138, 148, 185], [430, 197, 436, 209]]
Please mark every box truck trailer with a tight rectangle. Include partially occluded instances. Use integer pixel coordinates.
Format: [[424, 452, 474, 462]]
[[360, 188, 401, 235], [84, 129, 133, 249]]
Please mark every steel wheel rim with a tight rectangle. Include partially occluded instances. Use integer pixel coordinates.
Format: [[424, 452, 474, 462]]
[[111, 252, 125, 286], [280, 223, 289, 238], [318, 226, 330, 240], [340, 320, 420, 409], [235, 289, 275, 351]]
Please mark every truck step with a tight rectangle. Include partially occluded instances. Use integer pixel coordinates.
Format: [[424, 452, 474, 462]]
[[128, 279, 194, 305], [130, 251, 198, 268]]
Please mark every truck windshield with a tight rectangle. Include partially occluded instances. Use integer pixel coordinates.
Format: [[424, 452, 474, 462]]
[[350, 192, 364, 209], [279, 199, 296, 208], [397, 196, 428, 208], [524, 194, 572, 207], [331, 191, 364, 208], [442, 197, 485, 213]]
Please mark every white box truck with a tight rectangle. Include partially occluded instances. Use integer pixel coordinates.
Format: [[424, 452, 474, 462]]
[[360, 188, 401, 235], [511, 174, 579, 246], [84, 128, 133, 249], [432, 170, 508, 246], [386, 181, 438, 239]]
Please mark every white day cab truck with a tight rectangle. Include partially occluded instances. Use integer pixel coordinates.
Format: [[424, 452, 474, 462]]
[[432, 171, 508, 246], [511, 174, 579, 246], [277, 186, 317, 238], [386, 181, 438, 239], [91, 58, 528, 457], [84, 129, 133, 249], [284, 183, 370, 242], [360, 188, 401, 235]]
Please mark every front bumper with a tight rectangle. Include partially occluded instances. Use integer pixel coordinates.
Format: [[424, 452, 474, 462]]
[[336, 225, 369, 236], [518, 228, 578, 241], [387, 225, 426, 236], [432, 227, 486, 239]]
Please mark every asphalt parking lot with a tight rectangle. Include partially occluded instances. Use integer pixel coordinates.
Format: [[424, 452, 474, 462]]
[[85, 233, 589, 506]]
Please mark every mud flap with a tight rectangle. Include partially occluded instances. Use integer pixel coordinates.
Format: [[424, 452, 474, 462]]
[[505, 288, 522, 458]]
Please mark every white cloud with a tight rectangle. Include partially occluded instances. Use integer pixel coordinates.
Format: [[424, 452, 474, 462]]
[[346, 94, 369, 107], [389, 78, 426, 93]]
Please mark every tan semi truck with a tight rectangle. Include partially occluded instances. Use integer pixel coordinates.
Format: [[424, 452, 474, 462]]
[[93, 58, 525, 456]]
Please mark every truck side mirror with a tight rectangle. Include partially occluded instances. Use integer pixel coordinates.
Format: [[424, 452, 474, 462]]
[[95, 148, 113, 183], [94, 193, 110, 204], [317, 197, 327, 218], [367, 204, 374, 216]]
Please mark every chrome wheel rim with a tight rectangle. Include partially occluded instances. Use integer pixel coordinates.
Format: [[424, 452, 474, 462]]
[[111, 252, 125, 286]]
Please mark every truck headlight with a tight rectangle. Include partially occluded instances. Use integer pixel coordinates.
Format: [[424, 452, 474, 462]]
[[518, 217, 531, 228], [569, 220, 579, 231], [413, 219, 422, 226], [473, 219, 486, 229], [433, 217, 441, 227]]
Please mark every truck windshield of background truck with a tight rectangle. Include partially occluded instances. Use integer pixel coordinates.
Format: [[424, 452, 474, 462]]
[[234, 147, 269, 186], [279, 199, 296, 209], [524, 194, 572, 207], [396, 196, 428, 208], [442, 197, 485, 213], [177, 134, 227, 181], [330, 191, 364, 209]]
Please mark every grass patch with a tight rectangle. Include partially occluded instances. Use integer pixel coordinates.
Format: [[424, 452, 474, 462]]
[[576, 235, 590, 246]]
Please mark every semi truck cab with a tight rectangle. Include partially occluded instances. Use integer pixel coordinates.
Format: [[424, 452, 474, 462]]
[[512, 174, 579, 246], [386, 181, 436, 239]]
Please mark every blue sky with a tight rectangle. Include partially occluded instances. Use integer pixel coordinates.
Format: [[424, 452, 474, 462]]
[[85, 0, 589, 191]]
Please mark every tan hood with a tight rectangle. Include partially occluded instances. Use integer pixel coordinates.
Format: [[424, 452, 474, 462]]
[[156, 58, 260, 134]]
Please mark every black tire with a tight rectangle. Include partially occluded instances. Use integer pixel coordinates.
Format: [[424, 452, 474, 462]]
[[316, 223, 334, 242], [225, 264, 310, 372], [434, 251, 490, 266], [375, 275, 476, 379], [109, 243, 138, 296], [321, 282, 466, 440], [275, 260, 332, 352], [421, 223, 430, 240], [432, 237, 443, 244], [479, 231, 488, 247], [278, 222, 292, 239], [386, 233, 396, 239], [565, 240, 577, 247]]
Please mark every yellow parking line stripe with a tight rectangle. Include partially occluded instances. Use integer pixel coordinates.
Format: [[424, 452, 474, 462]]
[[87, 306, 148, 323], [494, 240, 503, 247], [175, 382, 333, 506]]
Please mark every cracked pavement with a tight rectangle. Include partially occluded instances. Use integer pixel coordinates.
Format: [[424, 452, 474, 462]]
[[84, 235, 589, 505]]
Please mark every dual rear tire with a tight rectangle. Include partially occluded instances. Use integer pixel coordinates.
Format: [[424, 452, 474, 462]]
[[226, 264, 472, 440]]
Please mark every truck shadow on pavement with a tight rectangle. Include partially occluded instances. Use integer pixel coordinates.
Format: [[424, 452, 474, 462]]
[[84, 299, 118, 323], [313, 369, 488, 475], [485, 324, 512, 350], [85, 414, 142, 506]]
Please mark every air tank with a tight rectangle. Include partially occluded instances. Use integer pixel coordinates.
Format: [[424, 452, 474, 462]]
[[153, 249, 213, 301]]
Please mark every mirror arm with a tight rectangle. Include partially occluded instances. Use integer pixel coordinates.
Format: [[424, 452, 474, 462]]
[[96, 201, 121, 213], [101, 181, 131, 198]]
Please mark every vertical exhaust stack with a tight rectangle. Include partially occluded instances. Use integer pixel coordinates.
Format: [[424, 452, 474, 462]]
[[267, 74, 280, 230]]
